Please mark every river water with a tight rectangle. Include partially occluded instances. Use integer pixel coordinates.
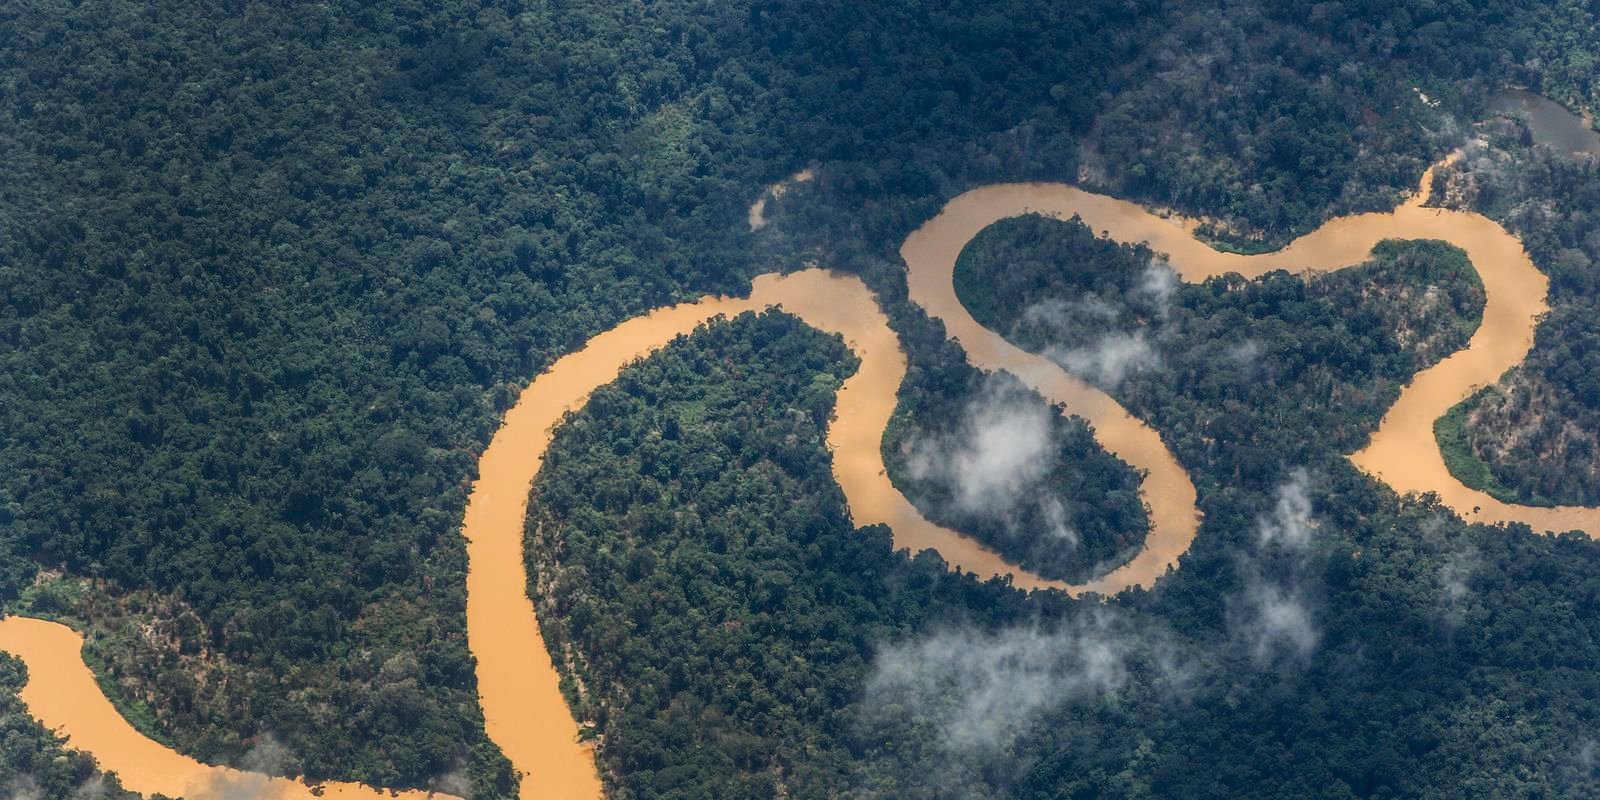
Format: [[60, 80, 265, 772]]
[[2, 146, 1592, 799], [0, 616, 458, 799], [1489, 88, 1600, 158], [910, 155, 1596, 539], [460, 268, 1083, 799], [468, 151, 1592, 796]]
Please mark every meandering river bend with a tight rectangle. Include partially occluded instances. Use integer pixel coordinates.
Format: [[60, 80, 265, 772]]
[[0, 152, 1593, 799], [460, 152, 1592, 796], [0, 616, 459, 800]]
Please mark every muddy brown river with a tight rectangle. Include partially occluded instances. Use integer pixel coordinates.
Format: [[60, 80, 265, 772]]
[[459, 269, 1049, 800], [0, 616, 459, 800], [0, 152, 1591, 799]]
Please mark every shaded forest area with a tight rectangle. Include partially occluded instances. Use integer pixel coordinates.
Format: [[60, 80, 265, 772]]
[[1078, 0, 1599, 247], [1, 0, 1599, 795]]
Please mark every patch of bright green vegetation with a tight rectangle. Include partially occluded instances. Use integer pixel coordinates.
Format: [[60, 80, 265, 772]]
[[12, 578, 178, 748], [1433, 391, 1556, 508], [1197, 232, 1282, 255]]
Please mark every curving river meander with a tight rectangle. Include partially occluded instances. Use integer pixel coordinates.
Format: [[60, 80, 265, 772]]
[[1, 153, 1594, 798], [0, 615, 460, 800]]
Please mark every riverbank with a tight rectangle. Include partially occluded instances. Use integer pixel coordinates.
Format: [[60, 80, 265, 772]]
[[0, 616, 459, 800]]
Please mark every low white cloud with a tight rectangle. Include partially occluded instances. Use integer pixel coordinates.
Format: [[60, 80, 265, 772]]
[[1573, 738, 1600, 781], [1041, 496, 1079, 546], [0, 774, 113, 800], [1227, 338, 1264, 368], [1238, 580, 1319, 662], [69, 777, 109, 800], [1257, 469, 1315, 549], [1434, 534, 1479, 631], [431, 765, 473, 797], [1438, 548, 1477, 607], [863, 612, 1153, 754], [1232, 471, 1321, 663], [1138, 259, 1179, 314], [1017, 258, 1176, 389], [190, 733, 293, 800], [3, 775, 42, 800], [1048, 331, 1160, 389], [1022, 296, 1119, 336], [906, 381, 1060, 523]]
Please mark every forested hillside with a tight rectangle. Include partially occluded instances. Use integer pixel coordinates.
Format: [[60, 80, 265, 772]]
[[2, 0, 1600, 796]]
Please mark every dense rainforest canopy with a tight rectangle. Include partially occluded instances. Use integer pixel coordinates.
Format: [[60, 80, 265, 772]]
[[1, 0, 1599, 796]]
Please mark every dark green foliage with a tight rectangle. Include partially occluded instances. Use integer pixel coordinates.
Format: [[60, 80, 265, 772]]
[[953, 212, 1169, 355], [2, 0, 1600, 794], [951, 216, 1485, 500], [526, 312, 1037, 796], [870, 211, 1597, 798], [523, 297, 1600, 798], [1085, 8, 1455, 246], [1012, 487, 1600, 800], [0, 0, 1153, 790], [1081, 0, 1600, 247]]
